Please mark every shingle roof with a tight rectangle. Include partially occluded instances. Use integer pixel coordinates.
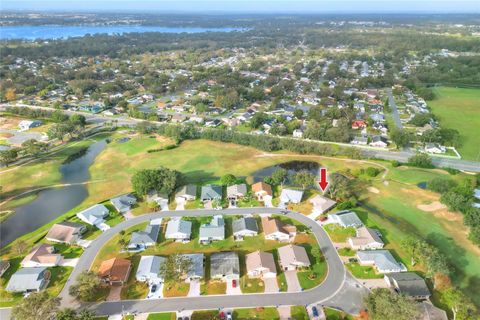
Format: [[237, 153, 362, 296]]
[[136, 255, 165, 280], [350, 227, 384, 247], [98, 258, 131, 282], [330, 210, 363, 227], [201, 184, 222, 200], [232, 217, 258, 234], [45, 221, 84, 243], [227, 184, 247, 197], [199, 215, 225, 239], [210, 252, 240, 276], [309, 195, 337, 212], [278, 244, 310, 267], [182, 253, 204, 278], [129, 224, 160, 247], [280, 189, 304, 203], [76, 204, 109, 225], [252, 182, 272, 196], [357, 250, 405, 272], [165, 218, 192, 237], [176, 185, 197, 198], [246, 251, 276, 274], [261, 217, 296, 236], [386, 272, 430, 297], [110, 194, 136, 212], [6, 267, 47, 292], [21, 244, 60, 265]]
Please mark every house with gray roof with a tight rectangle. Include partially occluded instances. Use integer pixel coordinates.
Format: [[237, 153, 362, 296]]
[[199, 215, 225, 244], [6, 267, 49, 293], [182, 253, 204, 281], [110, 194, 137, 213], [357, 250, 407, 273], [232, 217, 258, 240], [385, 272, 431, 300], [227, 184, 247, 200], [136, 255, 165, 284], [201, 184, 222, 201], [165, 218, 192, 242], [76, 204, 110, 230], [280, 188, 304, 204], [175, 185, 197, 201], [328, 210, 363, 228], [128, 223, 160, 251], [146, 191, 169, 210], [348, 226, 384, 250], [210, 252, 240, 281]]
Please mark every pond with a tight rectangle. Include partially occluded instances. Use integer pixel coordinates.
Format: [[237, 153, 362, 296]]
[[0, 139, 107, 247], [252, 161, 320, 183]]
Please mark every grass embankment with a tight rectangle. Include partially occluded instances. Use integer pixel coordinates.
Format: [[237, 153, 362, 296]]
[[429, 87, 480, 161]]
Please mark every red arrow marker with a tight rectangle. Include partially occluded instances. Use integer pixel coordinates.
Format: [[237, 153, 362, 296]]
[[318, 168, 329, 192]]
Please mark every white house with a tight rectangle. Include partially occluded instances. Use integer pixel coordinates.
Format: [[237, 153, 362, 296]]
[[136, 255, 165, 284], [357, 250, 407, 273], [246, 251, 277, 278], [19, 120, 42, 131], [328, 210, 363, 228], [76, 204, 110, 230], [280, 189, 304, 205], [424, 143, 446, 154], [165, 218, 192, 241], [348, 227, 385, 250]]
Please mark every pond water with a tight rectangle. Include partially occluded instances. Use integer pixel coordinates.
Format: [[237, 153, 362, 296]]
[[0, 139, 107, 247], [0, 25, 244, 40], [252, 160, 320, 183]]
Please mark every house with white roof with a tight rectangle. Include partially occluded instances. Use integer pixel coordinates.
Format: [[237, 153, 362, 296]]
[[199, 215, 225, 244], [110, 194, 137, 213], [6, 268, 49, 293], [328, 210, 363, 228], [19, 120, 42, 131], [136, 255, 165, 284], [76, 204, 110, 230], [348, 226, 384, 250], [309, 195, 337, 214], [357, 250, 407, 273], [280, 189, 304, 205], [165, 218, 192, 242]]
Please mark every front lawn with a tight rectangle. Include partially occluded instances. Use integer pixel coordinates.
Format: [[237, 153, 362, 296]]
[[346, 262, 383, 279], [323, 224, 356, 243], [120, 256, 149, 300], [147, 313, 176, 320], [240, 277, 265, 294], [291, 306, 309, 320], [51, 243, 84, 258], [338, 248, 356, 256], [325, 307, 353, 320], [200, 280, 226, 295], [191, 310, 219, 320], [234, 307, 280, 320], [163, 282, 190, 297]]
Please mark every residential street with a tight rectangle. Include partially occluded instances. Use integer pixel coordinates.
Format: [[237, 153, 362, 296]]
[[386, 88, 403, 129]]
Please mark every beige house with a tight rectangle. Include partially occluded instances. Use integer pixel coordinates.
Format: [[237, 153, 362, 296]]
[[261, 217, 296, 242], [45, 221, 86, 244], [309, 195, 337, 214], [21, 244, 62, 268], [245, 251, 277, 278], [277, 244, 310, 271], [348, 226, 384, 250], [252, 182, 273, 201]]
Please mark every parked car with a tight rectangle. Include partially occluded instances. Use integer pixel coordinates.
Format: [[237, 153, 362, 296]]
[[312, 306, 319, 317], [232, 279, 237, 288], [219, 311, 225, 320], [151, 284, 157, 293], [319, 216, 328, 222], [226, 312, 232, 320]]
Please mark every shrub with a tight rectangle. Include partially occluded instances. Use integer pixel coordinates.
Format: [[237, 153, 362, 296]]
[[365, 167, 381, 177], [408, 153, 434, 168], [427, 178, 457, 194]]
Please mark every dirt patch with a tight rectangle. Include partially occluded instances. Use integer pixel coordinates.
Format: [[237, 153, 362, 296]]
[[0, 132, 14, 138], [417, 201, 446, 212], [0, 117, 20, 129], [368, 187, 380, 194]]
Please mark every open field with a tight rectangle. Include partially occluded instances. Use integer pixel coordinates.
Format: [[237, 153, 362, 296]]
[[429, 87, 480, 161]]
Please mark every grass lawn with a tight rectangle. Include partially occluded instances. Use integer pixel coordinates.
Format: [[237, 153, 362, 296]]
[[120, 256, 149, 300], [234, 307, 279, 320], [323, 224, 356, 243], [337, 248, 356, 256], [291, 306, 309, 320], [276, 272, 288, 292], [50, 243, 84, 258], [191, 310, 219, 320], [296, 243, 328, 290], [429, 87, 480, 161], [163, 282, 190, 297], [346, 263, 384, 279], [325, 307, 353, 320], [147, 313, 176, 320], [240, 277, 265, 294]]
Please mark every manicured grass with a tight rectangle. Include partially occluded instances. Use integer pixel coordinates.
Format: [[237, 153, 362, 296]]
[[46, 266, 73, 297], [337, 248, 356, 256], [346, 263, 383, 279], [200, 280, 226, 295], [0, 257, 23, 307], [120, 256, 149, 300], [276, 272, 288, 292], [240, 277, 265, 294], [429, 87, 480, 161], [51, 243, 84, 259], [234, 307, 280, 320], [325, 307, 353, 320], [191, 310, 219, 320], [323, 224, 356, 243], [163, 282, 190, 297], [291, 306, 309, 320], [147, 313, 176, 320], [297, 243, 328, 290]]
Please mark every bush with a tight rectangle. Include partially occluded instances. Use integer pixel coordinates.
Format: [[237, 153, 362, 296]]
[[391, 160, 401, 167], [408, 153, 434, 168], [337, 198, 357, 210], [365, 167, 380, 177], [444, 167, 460, 175], [426, 178, 457, 194]]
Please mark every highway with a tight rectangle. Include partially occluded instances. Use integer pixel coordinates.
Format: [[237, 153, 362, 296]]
[[58, 207, 362, 316]]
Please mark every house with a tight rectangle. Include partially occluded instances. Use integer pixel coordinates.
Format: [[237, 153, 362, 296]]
[[0, 260, 10, 277], [277, 244, 311, 271], [45, 221, 86, 244], [293, 129, 303, 138], [199, 215, 225, 244], [146, 191, 169, 208], [348, 227, 385, 250], [384, 272, 431, 300], [227, 184, 247, 200], [136, 255, 165, 284], [351, 135, 368, 145], [418, 301, 448, 320], [280, 188, 304, 204], [21, 244, 62, 268], [98, 257, 132, 286], [261, 217, 296, 242], [369, 135, 388, 148], [165, 218, 192, 242], [6, 268, 49, 293], [246, 251, 277, 278], [309, 195, 337, 214], [175, 185, 197, 201], [370, 113, 385, 123], [182, 253, 204, 281], [76, 204, 110, 230], [252, 182, 273, 201], [110, 194, 137, 213], [424, 143, 446, 154], [200, 184, 222, 201], [351, 120, 367, 129], [232, 217, 258, 240], [128, 223, 160, 251], [328, 210, 363, 228], [210, 252, 240, 281], [19, 120, 42, 131], [357, 250, 407, 273]]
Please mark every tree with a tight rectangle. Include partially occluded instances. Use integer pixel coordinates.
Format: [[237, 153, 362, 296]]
[[427, 178, 457, 194], [159, 254, 192, 283], [70, 114, 87, 127], [131, 167, 181, 197], [293, 170, 316, 189], [12, 291, 60, 320], [56, 309, 97, 320], [293, 109, 304, 119], [364, 288, 419, 320], [220, 174, 238, 186], [0, 149, 18, 166], [271, 168, 288, 186], [408, 153, 433, 168], [4, 87, 16, 101], [21, 139, 46, 157], [390, 129, 411, 149], [69, 271, 102, 302], [250, 112, 268, 129], [442, 288, 477, 320]]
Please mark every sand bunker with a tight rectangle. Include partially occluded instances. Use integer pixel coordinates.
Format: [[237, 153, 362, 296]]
[[417, 201, 446, 212], [368, 187, 380, 194]]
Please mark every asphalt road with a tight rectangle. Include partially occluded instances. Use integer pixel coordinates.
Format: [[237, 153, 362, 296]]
[[58, 207, 349, 316], [3, 103, 479, 172], [386, 88, 403, 129]]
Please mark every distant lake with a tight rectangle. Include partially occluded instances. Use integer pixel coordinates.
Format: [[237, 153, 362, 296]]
[[0, 25, 244, 40]]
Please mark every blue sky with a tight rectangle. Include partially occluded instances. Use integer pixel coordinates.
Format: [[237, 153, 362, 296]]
[[1, 0, 479, 13]]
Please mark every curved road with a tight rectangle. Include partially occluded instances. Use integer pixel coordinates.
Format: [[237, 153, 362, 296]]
[[59, 207, 347, 316]]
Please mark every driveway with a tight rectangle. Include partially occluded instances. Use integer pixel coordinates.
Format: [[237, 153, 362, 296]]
[[188, 279, 200, 297], [147, 283, 163, 299], [226, 279, 242, 295], [277, 306, 291, 320], [106, 286, 122, 301], [175, 198, 186, 210], [60, 258, 79, 267], [263, 277, 279, 293], [284, 270, 301, 292]]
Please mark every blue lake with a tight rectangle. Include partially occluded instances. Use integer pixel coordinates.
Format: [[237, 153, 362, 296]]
[[0, 25, 243, 40]]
